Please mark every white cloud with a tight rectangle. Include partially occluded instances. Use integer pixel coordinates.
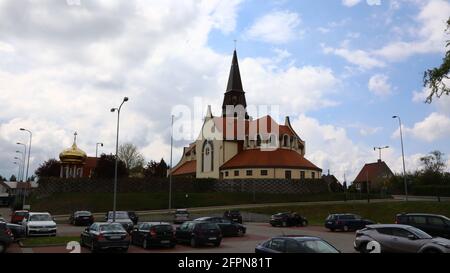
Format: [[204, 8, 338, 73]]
[[245, 10, 302, 44], [368, 74, 393, 96], [0, 0, 342, 179], [392, 112, 450, 142], [342, 0, 362, 7], [375, 0, 450, 60], [322, 44, 385, 69]]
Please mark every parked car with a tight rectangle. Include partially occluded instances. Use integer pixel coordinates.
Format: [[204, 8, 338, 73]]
[[80, 222, 130, 253], [174, 209, 190, 224], [194, 217, 246, 237], [21, 212, 57, 237], [395, 213, 450, 239], [354, 224, 450, 253], [10, 210, 28, 224], [176, 221, 222, 247], [270, 212, 308, 227], [223, 210, 243, 224], [105, 211, 134, 232], [127, 211, 139, 225], [6, 223, 26, 241], [325, 213, 374, 232], [255, 236, 340, 253], [69, 211, 94, 226], [0, 222, 14, 253], [131, 222, 176, 249]]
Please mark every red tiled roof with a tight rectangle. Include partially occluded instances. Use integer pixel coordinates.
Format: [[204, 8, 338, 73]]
[[210, 115, 299, 140], [220, 149, 321, 171], [353, 160, 394, 183], [172, 160, 197, 176]]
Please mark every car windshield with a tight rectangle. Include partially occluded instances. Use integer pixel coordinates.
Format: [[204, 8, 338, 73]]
[[100, 223, 125, 232], [176, 211, 188, 215], [30, 214, 52, 222], [199, 223, 218, 230], [76, 212, 91, 216], [15, 212, 28, 216], [154, 225, 173, 232], [407, 226, 432, 239], [297, 240, 339, 253], [108, 212, 129, 219]]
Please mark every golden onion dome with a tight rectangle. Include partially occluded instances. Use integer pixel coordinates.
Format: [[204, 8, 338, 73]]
[[59, 132, 87, 164]]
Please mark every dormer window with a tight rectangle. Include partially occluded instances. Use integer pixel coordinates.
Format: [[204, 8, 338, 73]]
[[283, 135, 289, 147]]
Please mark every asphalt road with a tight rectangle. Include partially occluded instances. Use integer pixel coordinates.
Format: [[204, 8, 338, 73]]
[[8, 222, 357, 253]]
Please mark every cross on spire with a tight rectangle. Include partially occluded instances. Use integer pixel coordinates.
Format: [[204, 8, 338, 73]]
[[73, 131, 78, 145]]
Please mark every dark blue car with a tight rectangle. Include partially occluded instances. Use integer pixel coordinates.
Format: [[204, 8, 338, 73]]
[[325, 214, 374, 232]]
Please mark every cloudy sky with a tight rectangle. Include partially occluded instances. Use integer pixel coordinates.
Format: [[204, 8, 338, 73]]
[[0, 0, 449, 183]]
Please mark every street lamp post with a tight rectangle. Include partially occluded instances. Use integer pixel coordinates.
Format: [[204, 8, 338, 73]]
[[169, 115, 174, 211], [393, 116, 408, 201], [373, 146, 389, 161], [96, 142, 104, 158], [16, 142, 27, 181], [15, 151, 25, 181], [14, 156, 23, 181], [110, 97, 129, 222], [13, 161, 21, 181], [20, 128, 32, 182]]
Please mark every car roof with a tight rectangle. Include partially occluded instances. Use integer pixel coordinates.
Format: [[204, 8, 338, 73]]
[[28, 212, 50, 215], [195, 217, 213, 221], [94, 222, 123, 225], [176, 209, 188, 211], [140, 222, 171, 226], [397, 213, 448, 218], [14, 210, 28, 213], [271, 235, 322, 241], [366, 224, 412, 229], [75, 211, 91, 213]]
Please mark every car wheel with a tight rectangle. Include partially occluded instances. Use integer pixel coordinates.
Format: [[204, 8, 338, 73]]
[[343, 225, 349, 232], [237, 228, 244, 237], [90, 242, 97, 253], [358, 242, 368, 253], [282, 221, 287, 227], [190, 238, 197, 248], [330, 228, 335, 232], [143, 239, 148, 249], [423, 248, 441, 254], [302, 220, 308, 227], [214, 241, 221, 247], [0, 242, 5, 253]]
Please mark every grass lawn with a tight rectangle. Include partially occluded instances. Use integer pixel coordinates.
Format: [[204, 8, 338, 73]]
[[242, 201, 450, 225], [29, 192, 387, 215], [21, 236, 80, 247]]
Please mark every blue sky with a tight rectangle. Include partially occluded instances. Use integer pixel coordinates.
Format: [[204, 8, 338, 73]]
[[0, 0, 449, 181]]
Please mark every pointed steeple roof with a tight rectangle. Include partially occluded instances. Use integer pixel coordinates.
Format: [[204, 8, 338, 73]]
[[226, 50, 244, 92]]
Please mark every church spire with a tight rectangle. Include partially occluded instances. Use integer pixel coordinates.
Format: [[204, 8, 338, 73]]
[[226, 50, 244, 93], [222, 50, 248, 119]]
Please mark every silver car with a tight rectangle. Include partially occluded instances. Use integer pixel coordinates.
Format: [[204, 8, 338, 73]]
[[354, 224, 450, 253]]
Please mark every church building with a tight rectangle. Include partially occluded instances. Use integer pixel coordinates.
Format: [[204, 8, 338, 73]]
[[171, 50, 322, 180]]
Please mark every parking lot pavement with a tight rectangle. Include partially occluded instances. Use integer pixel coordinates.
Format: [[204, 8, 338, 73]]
[[9, 222, 357, 253]]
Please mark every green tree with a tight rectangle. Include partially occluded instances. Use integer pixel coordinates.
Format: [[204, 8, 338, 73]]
[[9, 174, 17, 182], [420, 150, 446, 174], [144, 158, 168, 178], [92, 154, 128, 179], [423, 17, 450, 103], [118, 143, 145, 172], [35, 159, 61, 178]]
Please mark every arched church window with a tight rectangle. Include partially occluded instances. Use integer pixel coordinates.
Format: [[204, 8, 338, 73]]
[[256, 135, 262, 147]]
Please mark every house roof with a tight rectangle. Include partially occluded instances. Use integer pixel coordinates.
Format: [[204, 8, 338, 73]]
[[210, 115, 300, 141], [353, 160, 394, 183], [220, 149, 321, 171], [172, 160, 197, 176]]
